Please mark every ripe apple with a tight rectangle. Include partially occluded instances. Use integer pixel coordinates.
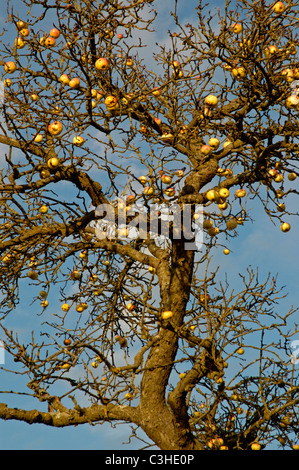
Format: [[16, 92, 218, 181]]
[[268, 168, 278, 177], [277, 203, 285, 212], [207, 226, 219, 236], [235, 188, 246, 198], [4, 78, 12, 87], [73, 135, 85, 146], [41, 300, 49, 308], [59, 74, 70, 85], [160, 133, 174, 143], [33, 134, 43, 143], [45, 36, 56, 47], [201, 144, 212, 155], [28, 270, 38, 280], [208, 137, 220, 150], [232, 22, 242, 34], [288, 172, 297, 181], [126, 302, 135, 312], [48, 121, 63, 135], [206, 189, 217, 201], [251, 442, 261, 450], [117, 33, 123, 39], [203, 219, 213, 229], [144, 186, 154, 195], [237, 347, 244, 355], [267, 45, 278, 55], [223, 248, 230, 255], [286, 95, 299, 109], [4, 61, 16, 73], [126, 58, 133, 67], [138, 175, 147, 185], [280, 222, 290, 232], [272, 1, 285, 13], [152, 87, 162, 97], [20, 27, 29, 37], [274, 174, 283, 183], [161, 174, 172, 184], [204, 94, 218, 107], [69, 77, 80, 89], [47, 156, 60, 169], [16, 20, 27, 30], [15, 37, 26, 48], [226, 218, 238, 230], [164, 187, 175, 197], [61, 303, 70, 312], [161, 310, 173, 320], [76, 304, 85, 313], [63, 338, 72, 346], [293, 444, 299, 450], [39, 205, 48, 214], [104, 95, 119, 109], [70, 270, 81, 280], [50, 28, 60, 38], [30, 93, 39, 101], [218, 201, 228, 210], [95, 57, 110, 70], [218, 187, 230, 199]]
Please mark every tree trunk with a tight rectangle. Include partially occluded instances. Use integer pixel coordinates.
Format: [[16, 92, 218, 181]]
[[138, 241, 202, 449]]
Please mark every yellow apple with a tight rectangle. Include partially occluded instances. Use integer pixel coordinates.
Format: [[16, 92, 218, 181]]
[[235, 188, 246, 198], [144, 186, 154, 195], [47, 156, 60, 169], [73, 135, 85, 146], [95, 57, 110, 70], [61, 303, 70, 312], [4, 61, 16, 73], [288, 172, 297, 181], [138, 175, 147, 185], [280, 222, 290, 232], [104, 95, 119, 110], [232, 22, 242, 34], [161, 310, 173, 320], [69, 77, 80, 89], [208, 137, 220, 150], [218, 187, 230, 199], [204, 94, 218, 107], [48, 121, 63, 136], [272, 1, 285, 13], [251, 442, 261, 450], [223, 248, 230, 255], [161, 174, 172, 184], [33, 134, 43, 143], [45, 36, 56, 47], [59, 74, 70, 85], [203, 219, 213, 229], [237, 347, 244, 355], [164, 187, 175, 197], [39, 205, 48, 214]]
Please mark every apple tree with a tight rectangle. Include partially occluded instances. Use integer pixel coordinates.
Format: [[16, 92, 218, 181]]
[[0, 0, 299, 450]]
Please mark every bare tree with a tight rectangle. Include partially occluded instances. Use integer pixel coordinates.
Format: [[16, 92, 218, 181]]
[[0, 0, 298, 450]]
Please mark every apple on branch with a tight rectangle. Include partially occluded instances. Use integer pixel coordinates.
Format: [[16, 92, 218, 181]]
[[50, 28, 60, 38], [4, 61, 16, 73], [48, 121, 63, 135], [69, 77, 80, 89], [95, 57, 110, 71]]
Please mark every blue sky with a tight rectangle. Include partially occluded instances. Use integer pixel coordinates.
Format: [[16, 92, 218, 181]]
[[0, 0, 299, 450]]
